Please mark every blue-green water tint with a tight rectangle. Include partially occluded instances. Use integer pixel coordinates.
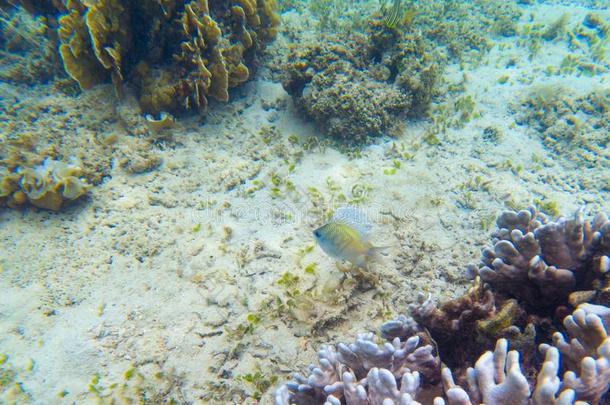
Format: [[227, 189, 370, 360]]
[[0, 0, 608, 403]]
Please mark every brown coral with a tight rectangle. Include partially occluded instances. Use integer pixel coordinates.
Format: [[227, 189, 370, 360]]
[[281, 28, 437, 141], [35, 0, 279, 114]]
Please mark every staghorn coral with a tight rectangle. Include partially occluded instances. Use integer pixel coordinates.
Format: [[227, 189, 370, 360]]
[[276, 208, 610, 404], [25, 0, 279, 114]]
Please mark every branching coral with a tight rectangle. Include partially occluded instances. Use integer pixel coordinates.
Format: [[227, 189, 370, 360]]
[[275, 208, 610, 404], [275, 332, 440, 405], [474, 207, 609, 309], [276, 304, 610, 405]]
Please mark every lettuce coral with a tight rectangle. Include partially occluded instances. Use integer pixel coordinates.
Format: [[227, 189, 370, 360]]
[[1, 158, 88, 211], [0, 134, 89, 211], [43, 0, 279, 114]]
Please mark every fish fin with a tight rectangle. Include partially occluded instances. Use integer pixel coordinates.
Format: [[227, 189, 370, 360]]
[[361, 245, 391, 268], [332, 206, 371, 238], [371, 245, 392, 252]]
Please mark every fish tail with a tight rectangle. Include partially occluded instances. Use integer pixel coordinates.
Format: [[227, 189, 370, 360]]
[[364, 245, 391, 265]]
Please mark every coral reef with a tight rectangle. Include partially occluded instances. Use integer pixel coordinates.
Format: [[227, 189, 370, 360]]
[[275, 208, 610, 404], [278, 0, 521, 141], [0, 7, 61, 84], [276, 304, 610, 405], [17, 0, 279, 114]]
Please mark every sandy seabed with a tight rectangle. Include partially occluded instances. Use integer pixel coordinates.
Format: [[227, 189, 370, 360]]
[[0, 2, 608, 404]]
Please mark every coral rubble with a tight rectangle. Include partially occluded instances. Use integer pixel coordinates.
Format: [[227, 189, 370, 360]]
[[515, 85, 609, 167], [275, 208, 610, 404]]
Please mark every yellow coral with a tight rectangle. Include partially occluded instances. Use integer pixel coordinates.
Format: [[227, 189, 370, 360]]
[[51, 0, 279, 113], [85, 0, 131, 84], [208, 48, 230, 102], [235, 0, 261, 27], [58, 6, 107, 89]]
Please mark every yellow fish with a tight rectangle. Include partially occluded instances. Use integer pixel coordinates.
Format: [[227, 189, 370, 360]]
[[313, 207, 385, 268]]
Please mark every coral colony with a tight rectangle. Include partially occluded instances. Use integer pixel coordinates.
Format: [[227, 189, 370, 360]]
[[276, 207, 610, 404], [0, 0, 279, 210]]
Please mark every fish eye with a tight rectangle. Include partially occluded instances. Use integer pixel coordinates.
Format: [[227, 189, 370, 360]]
[[313, 230, 321, 237]]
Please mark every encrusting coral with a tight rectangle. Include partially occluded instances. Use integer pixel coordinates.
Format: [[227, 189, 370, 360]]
[[275, 207, 610, 404], [16, 0, 279, 115]]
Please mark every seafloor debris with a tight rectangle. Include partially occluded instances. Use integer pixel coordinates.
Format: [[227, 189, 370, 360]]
[[275, 207, 610, 404], [9, 0, 279, 115]]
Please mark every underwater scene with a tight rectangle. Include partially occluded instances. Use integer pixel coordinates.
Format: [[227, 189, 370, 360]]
[[0, 0, 609, 403]]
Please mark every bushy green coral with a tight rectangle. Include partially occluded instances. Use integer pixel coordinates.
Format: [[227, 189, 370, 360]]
[[278, 0, 521, 142], [282, 22, 439, 141]]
